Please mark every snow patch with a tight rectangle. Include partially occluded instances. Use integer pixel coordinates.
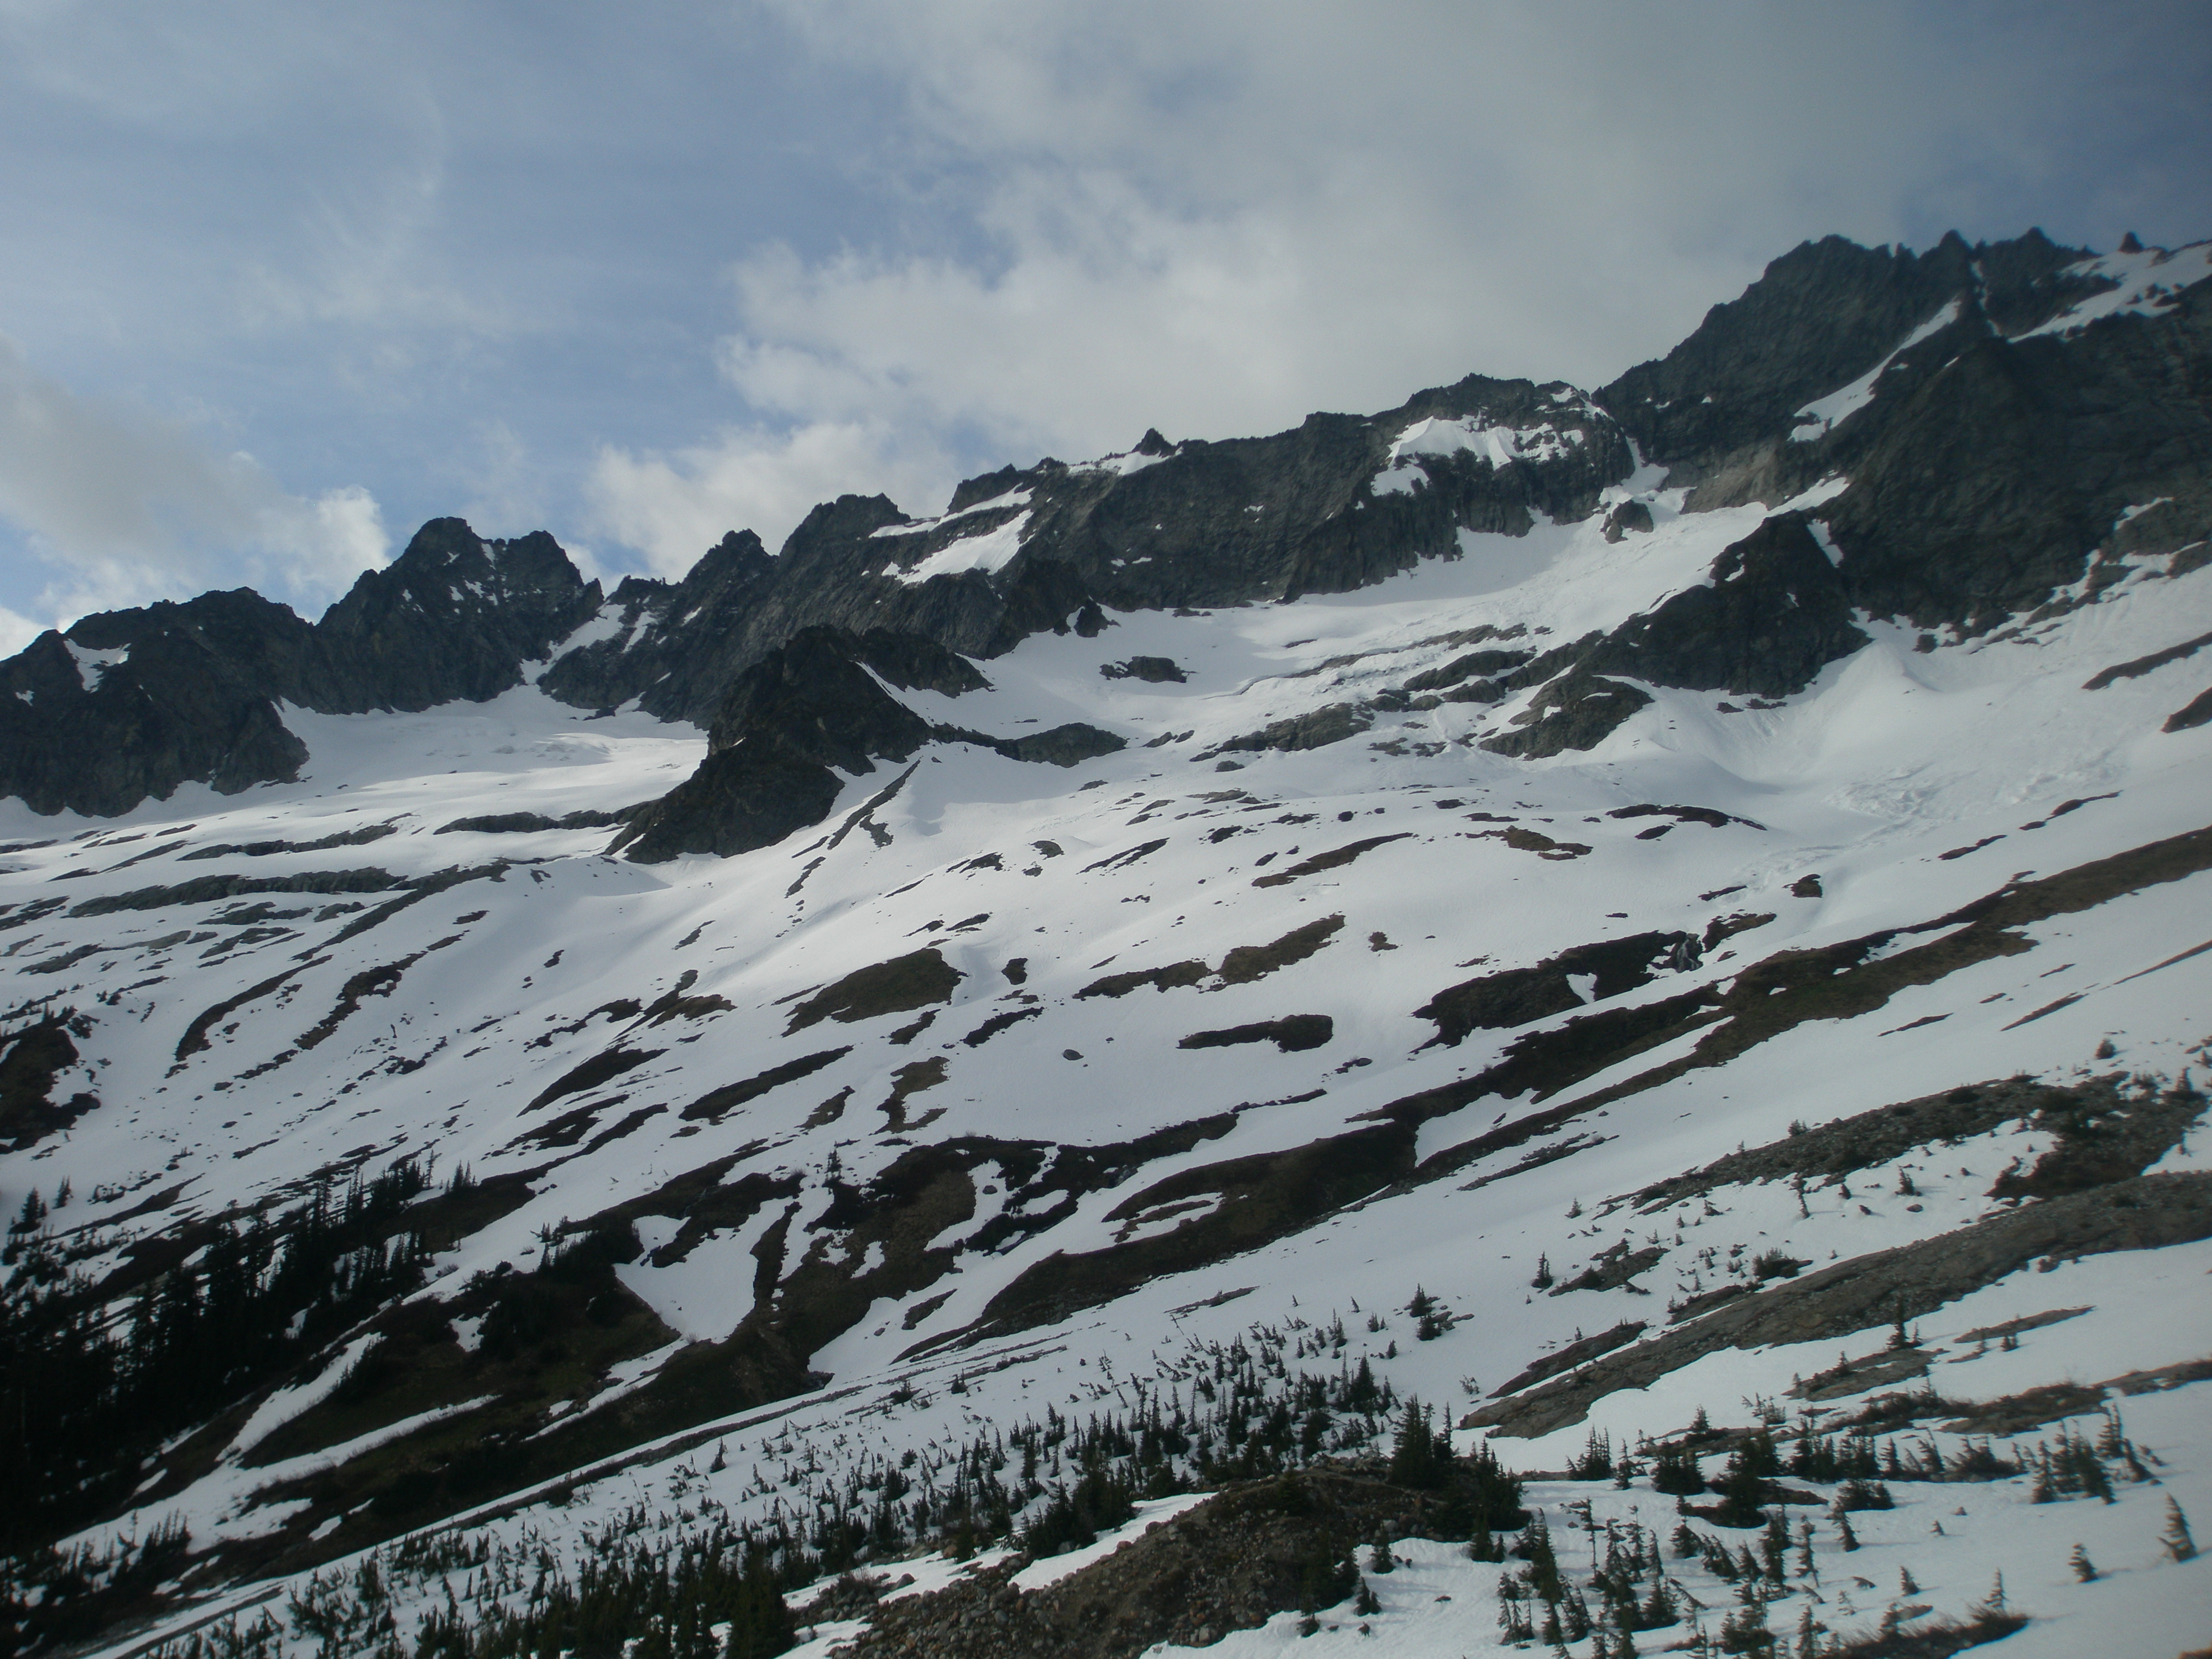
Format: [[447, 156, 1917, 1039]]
[[62, 641, 129, 687], [869, 488, 1032, 540], [1791, 298, 1963, 441], [225, 1335, 383, 1459], [890, 513, 1031, 586], [2016, 240, 2212, 340], [1373, 415, 1584, 493]]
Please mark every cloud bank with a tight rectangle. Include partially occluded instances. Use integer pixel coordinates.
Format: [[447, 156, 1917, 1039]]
[[0, 335, 389, 635]]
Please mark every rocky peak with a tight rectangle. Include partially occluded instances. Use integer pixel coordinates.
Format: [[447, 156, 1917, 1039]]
[[310, 519, 599, 712], [0, 594, 311, 815], [539, 529, 776, 723], [1593, 230, 2107, 483]]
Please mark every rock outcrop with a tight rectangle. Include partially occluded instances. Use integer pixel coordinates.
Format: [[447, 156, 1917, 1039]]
[[613, 626, 1128, 862]]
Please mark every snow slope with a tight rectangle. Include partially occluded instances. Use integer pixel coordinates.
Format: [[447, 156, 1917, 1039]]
[[7, 465, 2212, 1658]]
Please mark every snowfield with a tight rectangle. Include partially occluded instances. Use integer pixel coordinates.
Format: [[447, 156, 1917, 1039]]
[[8, 461, 2212, 1659]]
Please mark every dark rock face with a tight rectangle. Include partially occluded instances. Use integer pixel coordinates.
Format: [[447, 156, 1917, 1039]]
[[538, 530, 777, 722], [705, 628, 938, 775], [782, 949, 963, 1034], [0, 593, 315, 816], [435, 808, 639, 835], [613, 627, 937, 863], [1597, 230, 2212, 636], [1178, 1014, 1334, 1052], [845, 629, 993, 696], [1595, 230, 2088, 481], [1100, 655, 1187, 683], [1398, 646, 1532, 695], [2165, 687, 2212, 732], [1478, 672, 1652, 759], [615, 625, 1126, 862], [983, 376, 1630, 614], [0, 1011, 98, 1151], [1601, 499, 1653, 541], [1821, 284, 2212, 627], [308, 519, 600, 713], [1, 520, 599, 816], [982, 723, 1127, 767], [609, 742, 846, 863], [1211, 702, 1374, 757], [1415, 930, 1699, 1046], [1584, 515, 1867, 696]]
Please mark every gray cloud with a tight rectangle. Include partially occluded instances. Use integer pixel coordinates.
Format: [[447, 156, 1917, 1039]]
[[715, 0, 2211, 470], [0, 2, 2204, 599], [0, 334, 389, 627]]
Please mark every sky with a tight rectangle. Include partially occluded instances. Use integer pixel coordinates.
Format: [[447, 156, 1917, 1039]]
[[1, 0, 2206, 653]]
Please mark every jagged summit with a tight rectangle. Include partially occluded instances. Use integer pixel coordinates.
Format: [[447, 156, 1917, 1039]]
[[0, 520, 600, 815]]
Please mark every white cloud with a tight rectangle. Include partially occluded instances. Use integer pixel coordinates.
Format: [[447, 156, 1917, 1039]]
[[0, 604, 41, 658], [0, 333, 389, 628], [587, 418, 958, 577], [236, 130, 519, 348]]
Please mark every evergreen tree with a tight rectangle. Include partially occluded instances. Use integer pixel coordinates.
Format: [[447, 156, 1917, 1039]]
[[1522, 1515, 1563, 1604], [2163, 1498, 2198, 1563], [1652, 1442, 1705, 1495], [1388, 1398, 1447, 1489]]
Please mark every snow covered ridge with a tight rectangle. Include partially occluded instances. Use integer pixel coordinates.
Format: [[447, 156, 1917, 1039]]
[[0, 225, 2209, 1657], [2016, 238, 2212, 340], [1373, 412, 1590, 492]]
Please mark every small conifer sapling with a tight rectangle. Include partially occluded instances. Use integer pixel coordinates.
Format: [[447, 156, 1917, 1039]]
[[2164, 1497, 2198, 1562]]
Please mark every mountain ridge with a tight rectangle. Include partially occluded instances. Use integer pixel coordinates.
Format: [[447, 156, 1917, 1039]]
[[2, 226, 2210, 1659], [10, 228, 2209, 823]]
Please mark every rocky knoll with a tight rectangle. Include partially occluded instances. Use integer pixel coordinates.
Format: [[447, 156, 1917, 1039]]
[[838, 1469, 1482, 1659], [613, 625, 1124, 861]]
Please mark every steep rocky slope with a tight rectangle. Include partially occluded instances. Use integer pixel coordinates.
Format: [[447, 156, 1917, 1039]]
[[2, 229, 2210, 1659]]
